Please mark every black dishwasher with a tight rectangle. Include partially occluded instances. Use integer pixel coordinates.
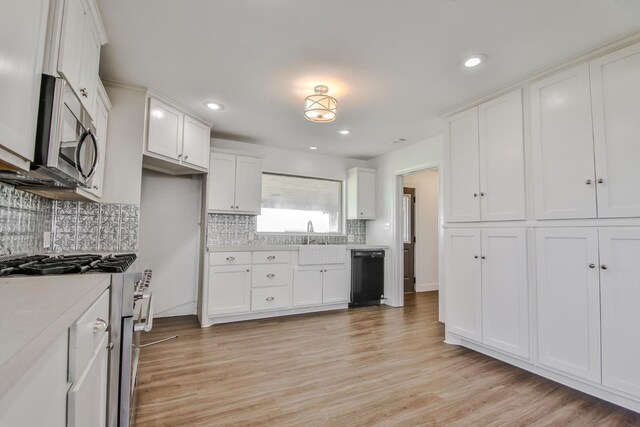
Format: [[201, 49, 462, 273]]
[[350, 250, 385, 307]]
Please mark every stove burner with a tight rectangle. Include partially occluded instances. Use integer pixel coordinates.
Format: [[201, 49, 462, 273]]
[[0, 253, 137, 276]]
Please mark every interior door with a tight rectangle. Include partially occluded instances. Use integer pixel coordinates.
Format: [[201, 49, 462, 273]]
[[322, 264, 349, 303], [530, 64, 597, 220], [590, 43, 640, 218], [208, 266, 251, 315], [292, 267, 323, 306], [147, 97, 183, 161], [403, 187, 416, 292], [182, 115, 210, 169], [478, 89, 526, 221], [444, 228, 482, 342], [481, 229, 529, 359], [535, 228, 601, 382], [208, 153, 237, 212], [234, 156, 262, 214], [599, 228, 640, 398], [445, 108, 480, 222]]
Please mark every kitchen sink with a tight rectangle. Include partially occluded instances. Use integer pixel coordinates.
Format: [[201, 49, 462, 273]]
[[298, 245, 347, 265]]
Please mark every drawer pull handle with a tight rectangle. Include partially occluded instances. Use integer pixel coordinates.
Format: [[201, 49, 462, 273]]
[[266, 296, 275, 302], [226, 256, 235, 261], [93, 318, 108, 334], [267, 255, 276, 260], [267, 273, 275, 278]]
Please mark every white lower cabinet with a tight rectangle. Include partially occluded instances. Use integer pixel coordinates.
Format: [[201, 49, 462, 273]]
[[322, 265, 349, 304], [535, 228, 601, 383], [292, 267, 323, 307], [251, 286, 289, 311], [599, 228, 640, 398], [208, 265, 251, 315], [445, 228, 529, 358]]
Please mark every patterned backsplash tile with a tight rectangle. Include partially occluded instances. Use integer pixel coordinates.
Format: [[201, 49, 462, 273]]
[[0, 183, 139, 254], [206, 214, 366, 246]]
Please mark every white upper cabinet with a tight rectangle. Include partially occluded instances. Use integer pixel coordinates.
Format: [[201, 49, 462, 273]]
[[535, 228, 601, 383], [478, 90, 526, 221], [599, 228, 640, 398], [445, 89, 525, 223], [444, 229, 482, 342], [530, 65, 598, 220], [347, 167, 376, 220], [208, 151, 262, 215], [590, 43, 640, 218], [445, 108, 481, 222], [144, 95, 211, 173], [0, 0, 49, 169], [182, 116, 211, 169], [480, 229, 529, 359]]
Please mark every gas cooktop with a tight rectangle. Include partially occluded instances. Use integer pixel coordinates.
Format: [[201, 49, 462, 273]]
[[0, 253, 137, 276]]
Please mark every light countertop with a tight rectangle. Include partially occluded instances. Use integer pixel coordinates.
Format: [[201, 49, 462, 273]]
[[0, 274, 111, 399], [207, 244, 388, 252]]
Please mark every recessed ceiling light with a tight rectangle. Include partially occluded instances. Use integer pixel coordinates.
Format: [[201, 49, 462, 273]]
[[205, 102, 224, 110], [309, 146, 318, 150], [338, 130, 350, 135], [464, 55, 484, 68]]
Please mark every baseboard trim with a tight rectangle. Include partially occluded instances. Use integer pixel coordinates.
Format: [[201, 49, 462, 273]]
[[415, 283, 439, 292]]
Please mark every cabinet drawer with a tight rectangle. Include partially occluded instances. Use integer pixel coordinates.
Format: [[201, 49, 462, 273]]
[[252, 264, 290, 287], [252, 251, 291, 264], [69, 289, 109, 382], [251, 286, 289, 311], [209, 252, 251, 266]]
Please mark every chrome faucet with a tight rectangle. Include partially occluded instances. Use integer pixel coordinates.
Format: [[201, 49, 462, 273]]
[[306, 220, 314, 245]]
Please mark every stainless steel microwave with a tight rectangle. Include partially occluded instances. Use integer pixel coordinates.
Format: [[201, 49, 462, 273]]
[[0, 74, 99, 189]]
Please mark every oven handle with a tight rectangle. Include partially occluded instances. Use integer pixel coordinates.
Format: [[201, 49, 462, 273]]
[[134, 290, 154, 332], [75, 128, 99, 183]]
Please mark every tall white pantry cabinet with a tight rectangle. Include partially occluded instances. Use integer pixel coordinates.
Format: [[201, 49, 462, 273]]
[[443, 40, 640, 413]]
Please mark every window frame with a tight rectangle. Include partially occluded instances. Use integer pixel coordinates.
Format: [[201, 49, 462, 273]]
[[256, 172, 347, 236]]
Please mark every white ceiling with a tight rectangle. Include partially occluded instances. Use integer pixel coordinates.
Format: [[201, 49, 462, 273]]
[[97, 0, 639, 160]]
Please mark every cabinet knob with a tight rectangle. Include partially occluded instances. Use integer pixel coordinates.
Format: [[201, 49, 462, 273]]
[[93, 185, 98, 190], [480, 255, 486, 260], [266, 296, 275, 302], [230, 205, 235, 209], [267, 255, 276, 260], [473, 193, 478, 197], [267, 273, 275, 278], [360, 212, 363, 215], [474, 255, 479, 259], [246, 269, 250, 272], [235, 206, 239, 209], [597, 178, 604, 184], [107, 341, 114, 350], [585, 179, 592, 185], [601, 264, 608, 270], [589, 263, 596, 269], [226, 256, 235, 261], [93, 318, 108, 334], [184, 155, 189, 160], [80, 87, 88, 98], [178, 154, 182, 158], [480, 192, 485, 197]]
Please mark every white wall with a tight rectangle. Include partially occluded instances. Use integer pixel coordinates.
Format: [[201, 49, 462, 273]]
[[212, 139, 367, 180], [102, 84, 145, 205], [403, 170, 439, 291], [366, 135, 443, 306], [138, 170, 203, 317]]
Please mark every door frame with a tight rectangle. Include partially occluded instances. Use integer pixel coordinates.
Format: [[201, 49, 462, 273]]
[[392, 161, 444, 322]]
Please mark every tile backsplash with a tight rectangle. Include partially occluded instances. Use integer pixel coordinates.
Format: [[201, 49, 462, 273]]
[[0, 183, 139, 254], [207, 214, 366, 246]]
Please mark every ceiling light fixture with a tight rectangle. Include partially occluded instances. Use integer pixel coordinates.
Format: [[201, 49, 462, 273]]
[[309, 146, 318, 150], [338, 130, 350, 135], [464, 55, 484, 68], [205, 102, 224, 110], [304, 85, 337, 123]]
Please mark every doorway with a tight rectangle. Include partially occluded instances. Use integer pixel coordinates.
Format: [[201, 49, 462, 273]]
[[401, 169, 440, 298]]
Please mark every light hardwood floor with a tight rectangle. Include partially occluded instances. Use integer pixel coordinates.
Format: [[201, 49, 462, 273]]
[[136, 292, 640, 426]]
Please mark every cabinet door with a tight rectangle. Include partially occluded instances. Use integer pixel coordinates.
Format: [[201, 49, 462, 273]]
[[77, 16, 100, 118], [357, 170, 376, 219], [67, 333, 109, 427], [444, 229, 482, 341], [58, 0, 86, 96], [590, 43, 640, 218], [445, 108, 480, 222], [478, 90, 526, 221], [322, 264, 349, 303], [481, 229, 529, 358], [146, 97, 183, 161], [208, 266, 251, 315], [292, 267, 323, 307], [530, 65, 597, 219], [208, 153, 237, 212], [535, 228, 601, 382], [599, 228, 640, 398], [182, 116, 210, 169], [0, 0, 49, 164], [234, 156, 262, 214]]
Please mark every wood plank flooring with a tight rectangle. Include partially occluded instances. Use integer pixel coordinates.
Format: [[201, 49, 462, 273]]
[[135, 292, 640, 426]]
